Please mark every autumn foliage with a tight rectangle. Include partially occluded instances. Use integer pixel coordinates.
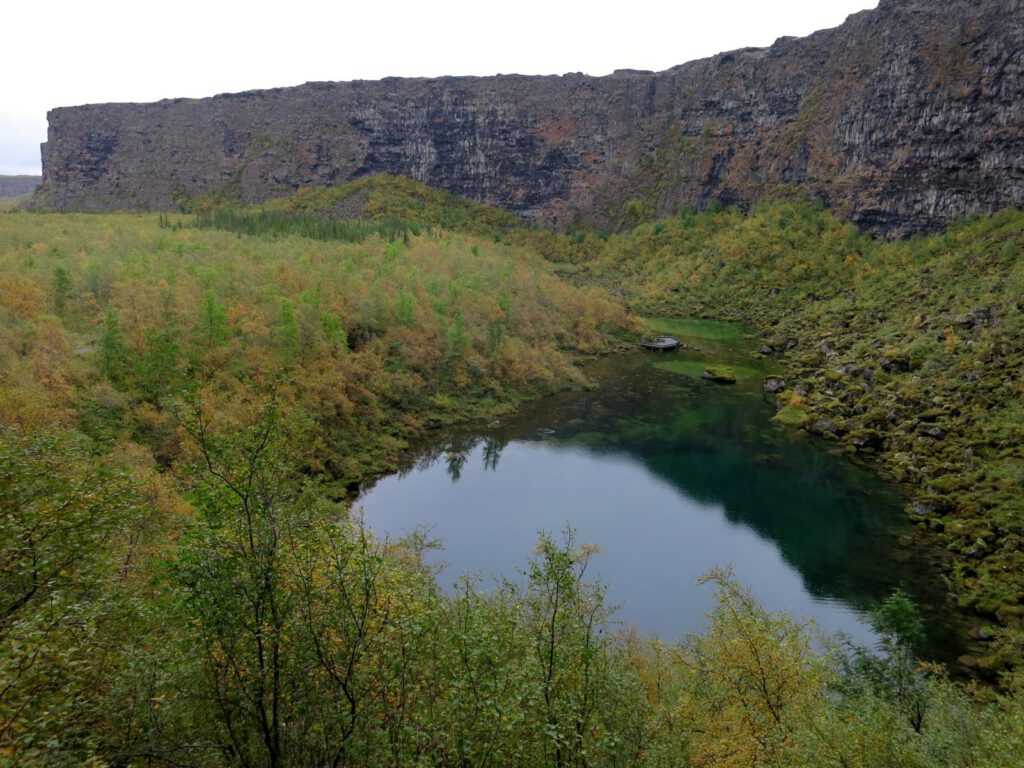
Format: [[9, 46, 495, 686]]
[[2, 181, 1024, 766]]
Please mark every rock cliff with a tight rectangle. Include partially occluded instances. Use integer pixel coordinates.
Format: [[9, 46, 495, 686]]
[[0, 176, 41, 199], [36, 0, 1023, 234]]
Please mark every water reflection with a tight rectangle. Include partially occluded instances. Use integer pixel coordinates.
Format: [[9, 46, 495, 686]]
[[481, 436, 504, 473], [359, 349, 961, 661]]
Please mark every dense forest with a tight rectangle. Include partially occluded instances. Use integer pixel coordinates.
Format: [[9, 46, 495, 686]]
[[2, 176, 1023, 766]]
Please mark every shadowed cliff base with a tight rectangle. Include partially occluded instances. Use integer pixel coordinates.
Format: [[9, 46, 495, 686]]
[[33, 0, 1024, 236]]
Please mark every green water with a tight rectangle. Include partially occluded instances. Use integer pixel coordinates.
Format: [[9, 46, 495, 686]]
[[359, 320, 963, 660]]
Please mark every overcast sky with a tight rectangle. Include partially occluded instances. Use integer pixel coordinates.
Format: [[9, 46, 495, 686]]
[[2, 0, 877, 176]]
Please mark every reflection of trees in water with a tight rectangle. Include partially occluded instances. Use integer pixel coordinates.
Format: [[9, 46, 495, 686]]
[[482, 436, 505, 472], [446, 450, 467, 481], [400, 434, 477, 475], [375, 431, 510, 485], [443, 435, 509, 480]]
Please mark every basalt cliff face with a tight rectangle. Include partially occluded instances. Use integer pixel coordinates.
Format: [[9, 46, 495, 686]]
[[37, 0, 1023, 234], [0, 176, 41, 198]]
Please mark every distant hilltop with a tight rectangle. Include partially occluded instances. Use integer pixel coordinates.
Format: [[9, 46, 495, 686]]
[[34, 0, 1024, 235], [0, 175, 41, 199]]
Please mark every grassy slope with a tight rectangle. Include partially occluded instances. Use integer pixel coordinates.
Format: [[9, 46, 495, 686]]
[[0, 195, 30, 212]]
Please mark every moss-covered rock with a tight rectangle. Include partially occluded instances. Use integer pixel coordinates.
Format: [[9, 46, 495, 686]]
[[772, 404, 812, 428], [701, 367, 737, 384]]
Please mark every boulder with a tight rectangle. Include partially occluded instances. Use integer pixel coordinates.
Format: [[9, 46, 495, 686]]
[[880, 355, 911, 373], [808, 417, 839, 436], [848, 429, 884, 451], [702, 367, 737, 384]]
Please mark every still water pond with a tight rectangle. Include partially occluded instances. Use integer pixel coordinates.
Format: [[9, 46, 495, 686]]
[[359, 321, 957, 657]]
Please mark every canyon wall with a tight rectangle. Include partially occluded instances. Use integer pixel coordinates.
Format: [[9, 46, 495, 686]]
[[0, 176, 41, 198], [36, 0, 1024, 234]]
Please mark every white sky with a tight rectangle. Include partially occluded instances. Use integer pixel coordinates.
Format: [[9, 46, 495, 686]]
[[1, 0, 877, 176]]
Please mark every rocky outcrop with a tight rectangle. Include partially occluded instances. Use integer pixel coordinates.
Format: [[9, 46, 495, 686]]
[[36, 0, 1023, 234], [0, 176, 41, 199]]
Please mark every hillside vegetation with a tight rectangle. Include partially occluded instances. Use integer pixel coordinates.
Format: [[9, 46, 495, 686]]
[[0, 196, 30, 213], [262, 180, 1024, 672], [0, 208, 631, 487], [564, 201, 1024, 675], [2, 177, 1024, 766]]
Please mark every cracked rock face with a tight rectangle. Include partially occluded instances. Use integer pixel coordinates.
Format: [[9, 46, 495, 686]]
[[36, 0, 1023, 235]]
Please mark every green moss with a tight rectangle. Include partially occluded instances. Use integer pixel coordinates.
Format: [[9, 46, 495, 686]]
[[654, 359, 757, 383], [772, 405, 812, 428], [702, 366, 737, 384]]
